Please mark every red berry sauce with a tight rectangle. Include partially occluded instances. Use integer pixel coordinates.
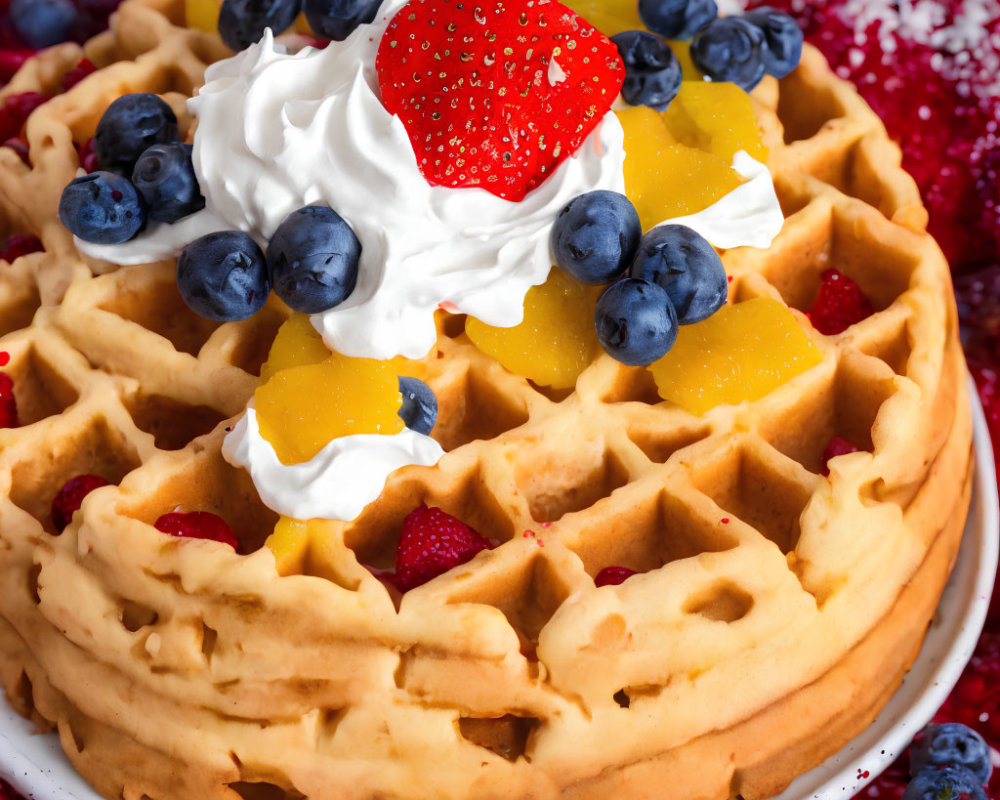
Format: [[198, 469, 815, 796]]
[[594, 566, 638, 587]]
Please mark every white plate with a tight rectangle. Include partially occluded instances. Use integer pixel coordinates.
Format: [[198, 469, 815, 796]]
[[1, 383, 998, 800]]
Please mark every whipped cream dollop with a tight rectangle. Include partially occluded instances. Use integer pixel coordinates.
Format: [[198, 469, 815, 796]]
[[222, 408, 444, 520]]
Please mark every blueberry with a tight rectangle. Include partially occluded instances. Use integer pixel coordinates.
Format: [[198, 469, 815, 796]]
[[94, 93, 178, 176], [744, 6, 803, 78], [909, 723, 993, 785], [266, 205, 361, 314], [903, 765, 988, 800], [132, 143, 205, 223], [690, 17, 767, 92], [551, 191, 641, 285], [638, 0, 717, 40], [630, 225, 726, 324], [218, 0, 303, 51], [177, 231, 270, 321], [58, 171, 146, 244], [10, 0, 77, 48], [398, 376, 437, 435], [611, 31, 682, 112], [303, 0, 381, 41], [595, 278, 678, 366]]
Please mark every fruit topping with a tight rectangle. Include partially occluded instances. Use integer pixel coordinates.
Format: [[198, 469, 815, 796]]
[[76, 137, 98, 173], [255, 351, 403, 464], [394, 504, 494, 591], [59, 171, 147, 244], [154, 511, 239, 549], [0, 234, 42, 262], [259, 312, 330, 381], [902, 765, 988, 800], [467, 267, 603, 389], [909, 723, 993, 786], [218, 0, 302, 50], [822, 436, 860, 475], [560, 0, 644, 37], [9, 0, 78, 49], [629, 224, 726, 325], [660, 80, 768, 164], [398, 376, 437, 435], [638, 0, 717, 40], [2, 136, 30, 166], [185, 0, 222, 32], [594, 566, 637, 586], [649, 297, 822, 414], [0, 92, 46, 142], [550, 190, 641, 285], [94, 93, 179, 176], [617, 105, 743, 231], [176, 231, 270, 321], [304, 0, 380, 40], [595, 277, 678, 366], [51, 474, 109, 533], [0, 52, 38, 85], [131, 143, 205, 223], [0, 372, 18, 429], [376, 0, 625, 201], [611, 30, 682, 112], [743, 6, 803, 79], [60, 58, 96, 92], [266, 205, 360, 313], [690, 17, 767, 92], [806, 269, 875, 336]]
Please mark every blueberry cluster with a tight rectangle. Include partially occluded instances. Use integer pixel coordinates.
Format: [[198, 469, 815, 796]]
[[59, 93, 205, 244], [690, 6, 804, 91], [176, 204, 362, 322], [551, 191, 726, 366], [903, 723, 993, 800], [218, 0, 382, 50]]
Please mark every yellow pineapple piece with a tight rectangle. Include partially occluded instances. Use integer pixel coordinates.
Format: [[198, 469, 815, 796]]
[[667, 40, 703, 81], [561, 0, 645, 35], [466, 268, 604, 389], [617, 105, 744, 231], [267, 516, 312, 575], [648, 298, 822, 414], [184, 0, 221, 32], [260, 313, 331, 382], [256, 353, 404, 465], [662, 81, 769, 163]]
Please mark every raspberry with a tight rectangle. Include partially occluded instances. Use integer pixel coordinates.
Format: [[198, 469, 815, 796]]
[[0, 372, 17, 428], [394, 505, 494, 591], [0, 91, 45, 142], [153, 511, 239, 550], [822, 435, 860, 475], [60, 57, 96, 92], [594, 566, 637, 586], [376, 0, 624, 201], [806, 269, 874, 335], [0, 233, 41, 261], [51, 474, 109, 533]]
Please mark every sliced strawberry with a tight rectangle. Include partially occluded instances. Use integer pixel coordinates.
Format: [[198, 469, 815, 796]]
[[395, 504, 494, 590], [376, 0, 624, 201]]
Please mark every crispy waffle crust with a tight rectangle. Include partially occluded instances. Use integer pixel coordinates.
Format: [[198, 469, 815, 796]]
[[0, 5, 973, 799]]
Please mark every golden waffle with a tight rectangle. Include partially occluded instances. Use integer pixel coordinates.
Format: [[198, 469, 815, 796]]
[[0, 3, 972, 799]]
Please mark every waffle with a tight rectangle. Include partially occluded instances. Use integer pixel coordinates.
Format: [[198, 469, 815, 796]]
[[0, 3, 973, 799]]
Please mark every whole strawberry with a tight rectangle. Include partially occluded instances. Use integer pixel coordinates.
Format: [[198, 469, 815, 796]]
[[376, 0, 624, 202], [395, 505, 494, 590]]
